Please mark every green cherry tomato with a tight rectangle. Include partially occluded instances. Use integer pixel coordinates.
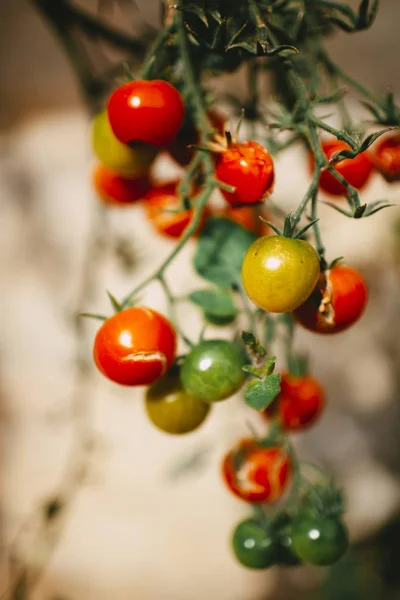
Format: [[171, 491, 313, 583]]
[[291, 515, 349, 566], [180, 340, 247, 403], [241, 236, 320, 313], [276, 525, 302, 566], [91, 110, 157, 177], [232, 518, 277, 570], [145, 372, 210, 435]]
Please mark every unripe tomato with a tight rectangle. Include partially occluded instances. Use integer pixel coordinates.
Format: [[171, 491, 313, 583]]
[[372, 134, 400, 182], [311, 140, 374, 196], [180, 340, 247, 403], [107, 80, 184, 147], [294, 264, 368, 334], [276, 524, 302, 566], [242, 236, 320, 313], [91, 110, 157, 177], [265, 373, 325, 431], [291, 515, 349, 566], [93, 164, 149, 206], [145, 371, 210, 434], [215, 141, 274, 206], [93, 307, 176, 386], [222, 439, 291, 503], [232, 519, 277, 569]]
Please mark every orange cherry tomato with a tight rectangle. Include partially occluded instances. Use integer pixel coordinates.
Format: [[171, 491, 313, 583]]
[[372, 134, 400, 182], [222, 439, 291, 503], [93, 164, 149, 206], [93, 307, 177, 386], [294, 264, 368, 334]]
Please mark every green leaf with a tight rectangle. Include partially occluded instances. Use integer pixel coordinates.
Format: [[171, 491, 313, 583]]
[[188, 287, 237, 319], [242, 330, 256, 346], [107, 290, 122, 312], [245, 374, 281, 411], [193, 217, 256, 286]]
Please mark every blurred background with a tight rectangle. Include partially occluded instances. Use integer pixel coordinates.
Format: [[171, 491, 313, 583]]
[[1, 1, 400, 599]]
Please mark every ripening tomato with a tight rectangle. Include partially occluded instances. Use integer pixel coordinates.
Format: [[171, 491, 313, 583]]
[[91, 110, 157, 177], [372, 134, 400, 182], [93, 307, 176, 386], [145, 371, 210, 434], [291, 515, 349, 566], [242, 236, 320, 313], [222, 439, 291, 503], [180, 340, 248, 403], [294, 264, 368, 334], [232, 519, 277, 569], [216, 141, 274, 206], [107, 80, 184, 147], [93, 164, 149, 206], [311, 140, 374, 196], [265, 373, 325, 431]]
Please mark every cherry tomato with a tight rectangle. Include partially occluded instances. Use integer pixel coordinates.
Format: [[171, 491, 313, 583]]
[[265, 373, 325, 431], [180, 340, 247, 403], [291, 515, 349, 566], [210, 206, 272, 236], [294, 264, 368, 334], [232, 518, 277, 569], [93, 164, 149, 206], [311, 140, 374, 196], [242, 236, 320, 313], [222, 439, 291, 503], [91, 110, 157, 177], [145, 371, 210, 434], [215, 141, 275, 206], [372, 134, 400, 182], [276, 524, 302, 566], [144, 181, 206, 238], [93, 307, 176, 386], [107, 80, 184, 147]]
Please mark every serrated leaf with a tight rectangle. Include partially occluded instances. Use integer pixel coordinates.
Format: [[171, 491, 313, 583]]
[[193, 217, 256, 286], [245, 374, 281, 411], [188, 288, 237, 318]]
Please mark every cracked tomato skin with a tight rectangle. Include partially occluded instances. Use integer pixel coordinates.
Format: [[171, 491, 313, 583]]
[[242, 236, 320, 313], [222, 439, 291, 503], [216, 141, 275, 206], [93, 307, 177, 386], [107, 80, 184, 147], [93, 164, 149, 206], [373, 134, 400, 182], [311, 140, 374, 196], [265, 373, 325, 431], [294, 265, 368, 334], [232, 519, 277, 569]]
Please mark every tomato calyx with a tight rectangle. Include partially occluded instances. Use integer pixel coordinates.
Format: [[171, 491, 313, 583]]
[[286, 353, 309, 378], [261, 212, 320, 242]]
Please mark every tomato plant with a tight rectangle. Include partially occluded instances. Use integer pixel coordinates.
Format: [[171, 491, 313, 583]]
[[210, 205, 272, 236], [232, 519, 277, 569], [294, 264, 368, 333], [93, 307, 177, 386], [222, 439, 291, 503], [372, 134, 400, 182], [93, 164, 149, 206], [107, 80, 184, 147], [291, 515, 349, 566]]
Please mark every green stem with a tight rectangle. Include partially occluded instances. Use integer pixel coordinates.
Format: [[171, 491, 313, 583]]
[[311, 118, 358, 150], [139, 20, 175, 79], [158, 275, 195, 348]]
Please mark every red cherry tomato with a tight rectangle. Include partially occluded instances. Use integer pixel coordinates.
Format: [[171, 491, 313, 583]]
[[372, 134, 400, 182], [265, 373, 325, 431], [311, 140, 374, 196], [93, 164, 149, 206], [107, 80, 184, 148], [211, 206, 272, 236], [216, 141, 275, 206], [93, 307, 177, 386], [222, 439, 291, 503], [294, 265, 368, 334], [144, 181, 206, 238]]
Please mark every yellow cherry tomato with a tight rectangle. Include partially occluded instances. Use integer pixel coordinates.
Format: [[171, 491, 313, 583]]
[[241, 236, 320, 313]]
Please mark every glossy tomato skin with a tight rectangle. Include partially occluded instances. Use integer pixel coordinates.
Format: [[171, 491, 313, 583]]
[[291, 515, 349, 566], [93, 164, 149, 206], [312, 140, 374, 196], [232, 519, 277, 569], [216, 142, 274, 206], [266, 373, 325, 431], [222, 439, 291, 503], [91, 110, 157, 177], [242, 236, 320, 313], [294, 265, 368, 334], [107, 80, 184, 147], [180, 340, 248, 403], [373, 134, 400, 182], [145, 372, 210, 434], [93, 307, 176, 386]]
